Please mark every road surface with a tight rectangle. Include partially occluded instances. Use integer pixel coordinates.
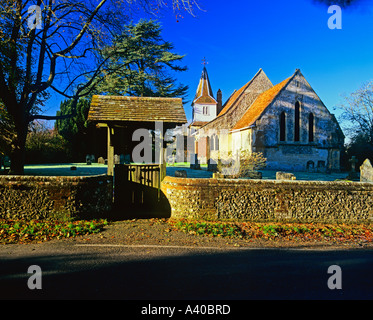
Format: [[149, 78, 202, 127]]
[[0, 242, 372, 300]]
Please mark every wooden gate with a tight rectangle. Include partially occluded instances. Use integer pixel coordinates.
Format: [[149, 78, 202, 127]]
[[114, 164, 168, 215]]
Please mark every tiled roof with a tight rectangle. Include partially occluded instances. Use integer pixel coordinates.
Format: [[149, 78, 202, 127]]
[[189, 121, 209, 128], [217, 69, 268, 117], [193, 67, 217, 105], [232, 77, 291, 131], [88, 95, 187, 124], [200, 69, 273, 131], [218, 84, 249, 117]]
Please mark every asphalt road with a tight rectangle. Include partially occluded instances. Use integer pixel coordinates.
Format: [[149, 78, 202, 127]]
[[0, 243, 372, 301]]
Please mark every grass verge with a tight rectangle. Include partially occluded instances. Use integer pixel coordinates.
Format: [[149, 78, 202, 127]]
[[169, 219, 373, 243], [0, 219, 108, 244]]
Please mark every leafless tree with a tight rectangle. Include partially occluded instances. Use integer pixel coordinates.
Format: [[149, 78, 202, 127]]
[[0, 0, 200, 174], [338, 81, 373, 145]]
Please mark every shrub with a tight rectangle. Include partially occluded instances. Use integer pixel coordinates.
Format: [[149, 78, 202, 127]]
[[216, 150, 267, 178]]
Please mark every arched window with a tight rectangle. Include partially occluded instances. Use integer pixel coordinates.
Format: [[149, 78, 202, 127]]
[[211, 134, 219, 151], [280, 112, 286, 142], [309, 113, 314, 142], [294, 101, 300, 142]]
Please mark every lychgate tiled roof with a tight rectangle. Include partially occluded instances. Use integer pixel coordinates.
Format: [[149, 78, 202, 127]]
[[88, 96, 187, 124]]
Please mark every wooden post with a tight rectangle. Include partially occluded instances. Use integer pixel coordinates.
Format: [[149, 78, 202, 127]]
[[107, 126, 115, 176], [159, 131, 167, 178]]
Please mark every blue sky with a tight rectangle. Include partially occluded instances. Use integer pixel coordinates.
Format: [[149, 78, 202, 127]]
[[157, 0, 373, 124], [46, 0, 373, 131]]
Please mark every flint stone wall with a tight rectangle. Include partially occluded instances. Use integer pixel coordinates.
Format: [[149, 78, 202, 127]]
[[161, 176, 373, 223], [0, 175, 113, 221]]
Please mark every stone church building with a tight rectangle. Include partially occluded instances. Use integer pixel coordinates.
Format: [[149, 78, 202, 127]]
[[191, 67, 345, 172]]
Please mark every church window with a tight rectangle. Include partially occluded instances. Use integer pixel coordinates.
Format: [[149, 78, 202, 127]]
[[294, 101, 300, 142], [280, 112, 286, 142], [203, 106, 209, 115], [309, 113, 314, 142], [211, 134, 219, 151]]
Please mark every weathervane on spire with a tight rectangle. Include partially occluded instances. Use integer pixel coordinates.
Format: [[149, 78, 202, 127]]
[[201, 57, 208, 66]]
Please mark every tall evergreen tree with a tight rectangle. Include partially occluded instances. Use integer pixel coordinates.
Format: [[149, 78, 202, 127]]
[[55, 99, 98, 161], [92, 19, 189, 98]]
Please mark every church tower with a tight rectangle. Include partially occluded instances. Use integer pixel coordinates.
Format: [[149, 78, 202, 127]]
[[190, 66, 218, 130]]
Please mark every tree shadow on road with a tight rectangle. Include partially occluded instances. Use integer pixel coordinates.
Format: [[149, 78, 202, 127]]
[[0, 248, 372, 300]]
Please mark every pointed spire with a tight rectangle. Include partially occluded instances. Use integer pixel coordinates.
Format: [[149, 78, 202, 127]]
[[193, 65, 217, 105]]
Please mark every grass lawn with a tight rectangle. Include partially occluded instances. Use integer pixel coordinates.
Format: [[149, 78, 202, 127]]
[[22, 162, 208, 177], [23, 163, 108, 176]]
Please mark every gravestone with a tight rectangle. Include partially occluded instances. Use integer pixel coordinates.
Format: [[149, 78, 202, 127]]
[[360, 159, 373, 182], [175, 170, 187, 178], [347, 156, 359, 180], [276, 172, 296, 181], [120, 154, 125, 165], [86, 154, 93, 165], [189, 153, 200, 170], [124, 154, 131, 164], [207, 158, 218, 172], [306, 160, 316, 173], [316, 160, 326, 173], [98, 157, 105, 164], [3, 156, 10, 170]]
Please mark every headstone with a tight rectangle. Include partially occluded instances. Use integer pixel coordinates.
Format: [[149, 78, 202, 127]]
[[316, 160, 327, 173], [360, 159, 373, 182], [276, 172, 296, 181], [175, 170, 187, 178], [306, 160, 316, 173], [3, 156, 10, 169], [207, 158, 218, 172], [349, 156, 358, 172], [347, 156, 359, 180], [98, 157, 105, 164], [120, 154, 125, 165], [86, 154, 92, 165], [190, 153, 200, 170], [124, 154, 131, 164]]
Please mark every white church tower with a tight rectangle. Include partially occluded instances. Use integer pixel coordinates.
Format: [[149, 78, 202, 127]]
[[190, 65, 221, 130]]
